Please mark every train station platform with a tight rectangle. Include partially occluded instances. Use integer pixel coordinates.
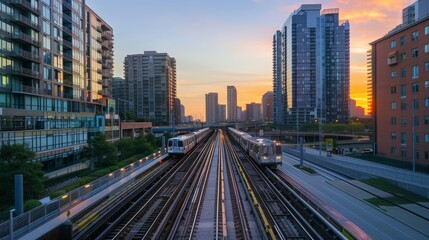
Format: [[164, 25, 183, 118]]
[[280, 149, 429, 239], [18, 155, 167, 240]]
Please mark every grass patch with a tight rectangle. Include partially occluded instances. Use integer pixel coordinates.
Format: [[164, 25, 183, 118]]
[[293, 164, 317, 174], [366, 196, 416, 206], [362, 178, 429, 202]]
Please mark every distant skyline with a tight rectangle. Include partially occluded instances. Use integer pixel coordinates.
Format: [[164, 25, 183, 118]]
[[87, 0, 414, 120]]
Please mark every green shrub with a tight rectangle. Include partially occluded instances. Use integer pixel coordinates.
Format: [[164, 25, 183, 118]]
[[24, 199, 42, 211], [50, 190, 66, 199]]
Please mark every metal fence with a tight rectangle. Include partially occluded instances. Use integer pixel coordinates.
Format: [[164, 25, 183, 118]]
[[0, 150, 164, 240]]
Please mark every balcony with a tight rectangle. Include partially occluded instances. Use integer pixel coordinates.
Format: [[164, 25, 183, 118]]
[[63, 13, 72, 23], [11, 14, 39, 30], [97, 68, 102, 74], [14, 49, 40, 62], [11, 31, 32, 44], [9, 68, 40, 78], [8, 0, 39, 14], [63, 39, 72, 48], [63, 26, 72, 36], [12, 84, 51, 96]]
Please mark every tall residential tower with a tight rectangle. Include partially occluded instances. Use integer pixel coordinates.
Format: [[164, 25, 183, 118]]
[[0, 0, 114, 173], [124, 51, 176, 126], [227, 86, 237, 122], [273, 5, 350, 127]]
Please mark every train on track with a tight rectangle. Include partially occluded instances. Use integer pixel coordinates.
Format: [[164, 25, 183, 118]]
[[228, 127, 282, 168], [167, 128, 211, 155]]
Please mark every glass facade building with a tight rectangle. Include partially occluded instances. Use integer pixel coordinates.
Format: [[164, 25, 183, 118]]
[[273, 4, 350, 127], [0, 0, 114, 172]]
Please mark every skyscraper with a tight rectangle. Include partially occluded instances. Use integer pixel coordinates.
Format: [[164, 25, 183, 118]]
[[246, 102, 262, 122], [218, 104, 226, 122], [205, 92, 218, 125], [227, 86, 237, 122], [0, 1, 114, 172], [262, 91, 274, 122], [273, 5, 350, 127], [273, 31, 284, 125], [124, 51, 176, 126]]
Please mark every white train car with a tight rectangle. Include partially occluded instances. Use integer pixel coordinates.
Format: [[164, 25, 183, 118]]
[[168, 128, 211, 156], [228, 127, 282, 168]]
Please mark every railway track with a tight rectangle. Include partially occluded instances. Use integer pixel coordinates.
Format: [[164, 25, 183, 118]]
[[73, 131, 215, 239], [225, 131, 316, 239]]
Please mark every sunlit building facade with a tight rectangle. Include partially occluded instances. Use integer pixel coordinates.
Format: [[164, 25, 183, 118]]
[[371, 2, 429, 165], [0, 0, 114, 172]]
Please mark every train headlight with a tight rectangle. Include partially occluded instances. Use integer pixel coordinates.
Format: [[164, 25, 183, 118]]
[[263, 156, 267, 160]]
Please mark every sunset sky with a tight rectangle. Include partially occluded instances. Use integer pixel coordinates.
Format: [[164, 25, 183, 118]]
[[87, 0, 414, 120]]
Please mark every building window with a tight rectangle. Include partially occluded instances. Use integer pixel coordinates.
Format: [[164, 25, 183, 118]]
[[400, 85, 406, 98], [401, 116, 406, 126], [391, 116, 397, 125], [401, 149, 407, 157], [412, 83, 419, 92], [412, 65, 419, 78], [391, 40, 396, 48], [425, 151, 429, 160], [426, 81, 429, 89], [425, 116, 429, 125], [391, 86, 396, 94], [401, 133, 407, 144], [411, 31, 419, 41], [425, 44, 429, 53], [399, 52, 406, 62], [391, 132, 397, 140], [425, 26, 429, 35], [414, 116, 419, 126], [391, 147, 397, 155], [391, 102, 397, 109], [400, 68, 406, 78], [425, 62, 429, 72], [425, 134, 429, 142], [413, 99, 419, 110], [400, 36, 406, 45], [415, 134, 420, 143], [401, 101, 407, 110], [412, 48, 419, 58], [425, 98, 429, 107]]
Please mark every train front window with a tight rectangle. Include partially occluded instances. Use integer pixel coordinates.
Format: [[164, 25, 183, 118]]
[[168, 141, 173, 147], [262, 146, 268, 156], [178, 141, 183, 147], [276, 146, 282, 154]]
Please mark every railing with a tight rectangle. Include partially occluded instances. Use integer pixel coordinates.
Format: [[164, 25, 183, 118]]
[[0, 151, 165, 240]]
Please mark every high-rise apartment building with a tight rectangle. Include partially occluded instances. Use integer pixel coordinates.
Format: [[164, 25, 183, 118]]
[[205, 92, 218, 125], [272, 30, 284, 124], [112, 77, 127, 118], [124, 51, 176, 126], [273, 5, 350, 127], [174, 98, 181, 125], [371, 0, 429, 165], [262, 91, 274, 122], [245, 102, 262, 122], [218, 104, 226, 122], [227, 86, 237, 122], [0, 1, 114, 173]]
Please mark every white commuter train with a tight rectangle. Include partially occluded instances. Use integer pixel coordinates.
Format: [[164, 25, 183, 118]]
[[228, 127, 282, 168], [167, 128, 211, 155]]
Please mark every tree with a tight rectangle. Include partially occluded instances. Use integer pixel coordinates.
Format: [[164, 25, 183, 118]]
[[83, 133, 118, 169], [0, 144, 44, 206], [116, 138, 135, 159]]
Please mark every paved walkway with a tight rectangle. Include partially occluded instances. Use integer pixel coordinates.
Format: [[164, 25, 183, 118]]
[[280, 151, 428, 239], [18, 155, 167, 240]]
